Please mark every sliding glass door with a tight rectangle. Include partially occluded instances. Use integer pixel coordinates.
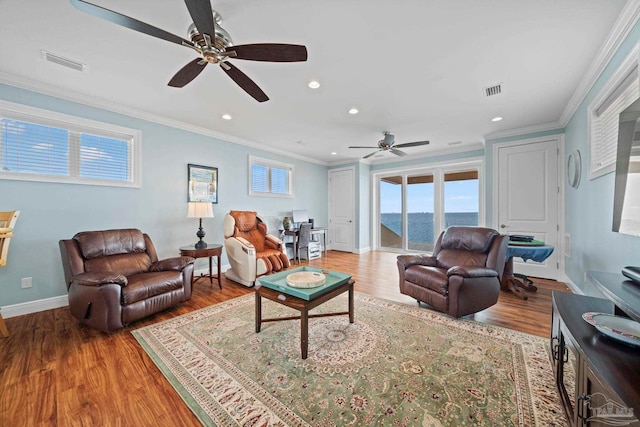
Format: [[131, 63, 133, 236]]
[[377, 162, 481, 252], [444, 171, 479, 228], [407, 174, 434, 251], [379, 176, 402, 248]]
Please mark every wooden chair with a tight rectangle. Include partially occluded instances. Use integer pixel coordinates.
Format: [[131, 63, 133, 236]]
[[0, 210, 20, 337]]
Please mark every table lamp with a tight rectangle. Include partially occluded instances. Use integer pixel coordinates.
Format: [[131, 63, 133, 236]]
[[187, 202, 214, 249]]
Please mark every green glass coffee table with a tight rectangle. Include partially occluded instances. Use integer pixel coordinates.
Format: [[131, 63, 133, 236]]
[[255, 266, 354, 359]]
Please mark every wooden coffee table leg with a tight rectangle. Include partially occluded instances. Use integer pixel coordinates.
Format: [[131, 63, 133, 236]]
[[301, 307, 309, 359], [348, 283, 354, 323], [255, 292, 262, 333]]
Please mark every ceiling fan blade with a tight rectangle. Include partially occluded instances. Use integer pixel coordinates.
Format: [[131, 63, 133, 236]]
[[70, 0, 193, 47], [394, 140, 430, 148], [168, 59, 207, 88], [390, 148, 407, 157], [348, 146, 379, 149], [225, 44, 308, 62], [184, 0, 216, 37], [221, 62, 269, 102], [363, 151, 379, 159]]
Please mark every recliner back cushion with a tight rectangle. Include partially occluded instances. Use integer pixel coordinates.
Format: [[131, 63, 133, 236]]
[[74, 229, 147, 259], [436, 227, 497, 269], [84, 252, 153, 276], [74, 229, 152, 276], [440, 227, 497, 253], [436, 249, 488, 270], [230, 211, 266, 252]]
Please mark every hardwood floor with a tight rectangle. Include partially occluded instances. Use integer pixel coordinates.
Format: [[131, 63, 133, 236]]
[[0, 250, 570, 426]]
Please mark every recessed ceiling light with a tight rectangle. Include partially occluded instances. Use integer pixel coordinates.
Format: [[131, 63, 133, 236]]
[[331, 152, 337, 155], [308, 80, 320, 89], [348, 108, 359, 115], [222, 114, 232, 120], [491, 116, 503, 122]]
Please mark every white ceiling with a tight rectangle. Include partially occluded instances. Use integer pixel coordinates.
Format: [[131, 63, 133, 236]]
[[0, 0, 632, 164]]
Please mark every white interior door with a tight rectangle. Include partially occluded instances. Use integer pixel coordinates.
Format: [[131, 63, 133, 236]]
[[496, 138, 560, 280], [328, 168, 355, 252]]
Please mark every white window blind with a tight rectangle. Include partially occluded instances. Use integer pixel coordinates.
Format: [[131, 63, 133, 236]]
[[589, 65, 639, 179], [248, 155, 294, 197], [0, 101, 141, 187]]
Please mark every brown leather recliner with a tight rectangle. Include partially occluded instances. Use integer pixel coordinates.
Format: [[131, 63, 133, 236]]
[[59, 229, 195, 332], [397, 226, 508, 318], [223, 211, 290, 287]]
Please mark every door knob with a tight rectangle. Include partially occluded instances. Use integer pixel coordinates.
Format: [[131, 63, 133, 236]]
[[500, 224, 507, 228]]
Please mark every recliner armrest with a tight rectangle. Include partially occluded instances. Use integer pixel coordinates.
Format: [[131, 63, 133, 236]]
[[397, 254, 438, 269], [71, 272, 128, 287], [447, 266, 498, 278], [150, 256, 195, 272], [265, 234, 283, 250]]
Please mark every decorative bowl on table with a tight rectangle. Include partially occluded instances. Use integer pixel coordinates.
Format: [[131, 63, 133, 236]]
[[582, 312, 640, 347], [286, 271, 326, 288]]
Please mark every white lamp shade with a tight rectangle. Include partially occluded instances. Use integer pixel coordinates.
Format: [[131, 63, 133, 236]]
[[187, 202, 214, 218]]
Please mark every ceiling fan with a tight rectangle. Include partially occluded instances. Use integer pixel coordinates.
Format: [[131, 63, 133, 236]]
[[349, 132, 430, 159], [69, 0, 308, 102]]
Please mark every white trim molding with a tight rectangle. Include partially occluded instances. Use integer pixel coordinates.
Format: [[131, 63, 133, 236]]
[[1, 295, 68, 318]]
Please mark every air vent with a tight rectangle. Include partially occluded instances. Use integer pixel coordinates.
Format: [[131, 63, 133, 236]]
[[483, 83, 502, 97], [41, 50, 85, 72]]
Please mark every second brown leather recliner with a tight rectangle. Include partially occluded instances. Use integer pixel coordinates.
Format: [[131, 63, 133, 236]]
[[397, 226, 508, 318]]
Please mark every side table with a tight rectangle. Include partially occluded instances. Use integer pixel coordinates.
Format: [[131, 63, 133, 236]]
[[501, 243, 554, 300], [179, 244, 223, 289]]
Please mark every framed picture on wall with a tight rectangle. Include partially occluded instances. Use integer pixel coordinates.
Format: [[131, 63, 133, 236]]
[[188, 164, 218, 204]]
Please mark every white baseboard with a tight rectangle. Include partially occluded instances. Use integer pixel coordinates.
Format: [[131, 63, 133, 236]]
[[354, 247, 371, 254], [0, 264, 233, 319], [561, 273, 583, 295], [1, 295, 68, 318]]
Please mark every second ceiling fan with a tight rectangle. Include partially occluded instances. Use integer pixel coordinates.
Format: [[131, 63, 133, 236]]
[[349, 132, 430, 159], [70, 0, 308, 102]]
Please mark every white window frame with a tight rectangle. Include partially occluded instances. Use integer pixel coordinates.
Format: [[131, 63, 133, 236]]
[[588, 44, 640, 180], [248, 155, 295, 198], [0, 100, 142, 188], [372, 157, 484, 252]]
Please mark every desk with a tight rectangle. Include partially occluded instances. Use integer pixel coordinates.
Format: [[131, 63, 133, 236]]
[[179, 244, 223, 289], [282, 227, 327, 261], [501, 243, 554, 300]]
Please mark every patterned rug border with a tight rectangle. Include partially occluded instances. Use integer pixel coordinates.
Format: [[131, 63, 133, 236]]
[[132, 293, 565, 426]]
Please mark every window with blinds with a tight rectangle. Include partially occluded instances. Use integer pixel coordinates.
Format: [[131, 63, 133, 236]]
[[0, 101, 140, 187], [589, 59, 640, 180], [248, 155, 294, 197]]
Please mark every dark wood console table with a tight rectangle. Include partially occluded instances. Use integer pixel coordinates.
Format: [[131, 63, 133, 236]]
[[551, 272, 640, 426]]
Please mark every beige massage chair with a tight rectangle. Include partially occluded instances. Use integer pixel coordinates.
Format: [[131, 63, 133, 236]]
[[223, 210, 290, 287]]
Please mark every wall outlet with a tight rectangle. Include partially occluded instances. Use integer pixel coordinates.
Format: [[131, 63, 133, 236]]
[[21, 277, 32, 289]]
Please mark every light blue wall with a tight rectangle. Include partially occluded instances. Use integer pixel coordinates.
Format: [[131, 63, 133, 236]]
[[484, 129, 565, 228], [0, 84, 328, 307], [564, 20, 640, 291]]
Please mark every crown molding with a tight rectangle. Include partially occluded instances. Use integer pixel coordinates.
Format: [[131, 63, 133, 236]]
[[559, 0, 640, 126], [483, 121, 564, 141], [0, 72, 329, 166]]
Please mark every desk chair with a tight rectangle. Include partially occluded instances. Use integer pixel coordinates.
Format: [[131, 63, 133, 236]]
[[287, 222, 312, 263], [0, 210, 20, 337]]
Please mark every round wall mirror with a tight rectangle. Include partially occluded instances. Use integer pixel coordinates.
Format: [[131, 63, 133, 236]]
[[567, 150, 581, 188]]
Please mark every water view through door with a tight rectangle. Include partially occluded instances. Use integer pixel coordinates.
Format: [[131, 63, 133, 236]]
[[379, 169, 479, 251]]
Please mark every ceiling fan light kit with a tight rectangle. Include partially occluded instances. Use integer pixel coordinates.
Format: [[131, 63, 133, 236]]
[[69, 0, 308, 102], [348, 131, 430, 159]]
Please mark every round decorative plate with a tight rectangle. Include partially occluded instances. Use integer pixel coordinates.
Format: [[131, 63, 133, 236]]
[[286, 271, 326, 288], [582, 312, 640, 347]]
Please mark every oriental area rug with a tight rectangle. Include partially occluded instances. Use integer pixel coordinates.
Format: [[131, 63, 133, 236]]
[[132, 293, 566, 426]]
